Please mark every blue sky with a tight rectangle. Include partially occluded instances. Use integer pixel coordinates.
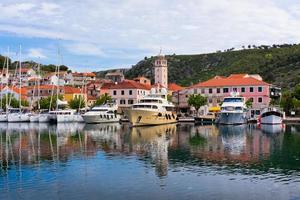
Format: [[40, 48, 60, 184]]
[[1, 0, 300, 72]]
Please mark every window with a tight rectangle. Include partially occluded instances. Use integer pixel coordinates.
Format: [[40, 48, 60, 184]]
[[121, 90, 125, 95], [258, 87, 263, 92], [194, 89, 197, 94], [113, 90, 117, 95], [120, 99, 126, 104], [258, 97, 263, 103], [223, 88, 229, 93], [250, 87, 254, 92], [129, 90, 133, 95], [209, 88, 213, 94], [201, 88, 205, 94], [208, 98, 213, 103], [241, 87, 245, 93], [217, 88, 220, 93], [128, 99, 134, 104], [233, 88, 238, 92]]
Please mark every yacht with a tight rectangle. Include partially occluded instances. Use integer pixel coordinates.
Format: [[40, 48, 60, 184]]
[[217, 93, 248, 125], [7, 108, 30, 122], [83, 103, 120, 123], [127, 88, 177, 126], [260, 107, 284, 124], [29, 113, 39, 122], [49, 109, 84, 123]]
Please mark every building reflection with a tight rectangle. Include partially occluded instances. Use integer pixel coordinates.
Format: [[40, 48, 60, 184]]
[[0, 122, 293, 177]]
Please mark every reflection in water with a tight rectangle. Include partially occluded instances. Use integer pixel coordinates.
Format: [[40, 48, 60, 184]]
[[0, 123, 300, 200]]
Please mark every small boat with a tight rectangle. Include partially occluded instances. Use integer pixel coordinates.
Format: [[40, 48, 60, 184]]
[[7, 108, 30, 122], [216, 92, 248, 125], [83, 103, 120, 124], [49, 109, 84, 123], [195, 112, 216, 124], [127, 87, 177, 126], [260, 107, 283, 124], [0, 110, 8, 122]]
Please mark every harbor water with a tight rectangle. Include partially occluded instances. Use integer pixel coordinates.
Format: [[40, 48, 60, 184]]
[[0, 122, 300, 200]]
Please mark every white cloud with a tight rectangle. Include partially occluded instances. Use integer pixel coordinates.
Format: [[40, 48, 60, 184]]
[[27, 48, 47, 59], [0, 0, 300, 66]]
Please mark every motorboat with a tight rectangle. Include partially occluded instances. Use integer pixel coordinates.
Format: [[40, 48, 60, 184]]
[[49, 109, 84, 123], [127, 87, 177, 126], [260, 107, 284, 124], [216, 92, 248, 125], [83, 103, 120, 123]]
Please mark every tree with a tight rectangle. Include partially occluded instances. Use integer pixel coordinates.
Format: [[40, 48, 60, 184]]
[[39, 95, 64, 110], [187, 94, 207, 111], [245, 99, 253, 108], [0, 94, 29, 109], [280, 91, 294, 115], [94, 93, 112, 106], [68, 96, 86, 110]]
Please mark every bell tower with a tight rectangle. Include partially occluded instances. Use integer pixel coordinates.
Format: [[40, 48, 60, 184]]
[[154, 55, 168, 88]]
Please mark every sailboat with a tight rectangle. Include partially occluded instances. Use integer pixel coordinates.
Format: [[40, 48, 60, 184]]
[[7, 46, 30, 122], [0, 48, 9, 122], [30, 63, 41, 122]]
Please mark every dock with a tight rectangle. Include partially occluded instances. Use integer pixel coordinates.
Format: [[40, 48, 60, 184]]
[[283, 117, 300, 123]]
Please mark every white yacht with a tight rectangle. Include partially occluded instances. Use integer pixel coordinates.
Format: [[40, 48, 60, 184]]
[[83, 103, 120, 123], [127, 88, 177, 126], [217, 93, 248, 125], [7, 108, 30, 122], [260, 107, 284, 124], [49, 109, 84, 123], [29, 113, 39, 122]]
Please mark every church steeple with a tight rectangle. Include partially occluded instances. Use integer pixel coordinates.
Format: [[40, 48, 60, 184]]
[[154, 54, 168, 88]]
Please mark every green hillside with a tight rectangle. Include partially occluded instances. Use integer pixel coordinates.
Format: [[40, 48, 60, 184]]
[[125, 44, 300, 89]]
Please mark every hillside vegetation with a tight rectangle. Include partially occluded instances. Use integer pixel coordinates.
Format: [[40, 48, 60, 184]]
[[125, 44, 300, 89]]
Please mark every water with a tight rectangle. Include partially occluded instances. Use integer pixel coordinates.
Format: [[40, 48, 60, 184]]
[[0, 123, 300, 200]]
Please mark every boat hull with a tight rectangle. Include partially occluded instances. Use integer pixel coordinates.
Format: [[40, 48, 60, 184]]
[[0, 114, 7, 122], [56, 114, 84, 123], [30, 115, 39, 122], [261, 115, 282, 124], [39, 114, 51, 123], [83, 115, 120, 124], [7, 113, 30, 122], [127, 109, 177, 126], [217, 112, 247, 125]]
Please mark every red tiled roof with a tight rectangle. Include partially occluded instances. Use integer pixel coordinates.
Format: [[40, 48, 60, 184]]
[[191, 74, 270, 88], [168, 83, 184, 92], [64, 86, 81, 94], [102, 80, 151, 90], [72, 72, 96, 77]]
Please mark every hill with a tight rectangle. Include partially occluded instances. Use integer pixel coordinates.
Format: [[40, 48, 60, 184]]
[[124, 44, 300, 89], [0, 56, 69, 73]]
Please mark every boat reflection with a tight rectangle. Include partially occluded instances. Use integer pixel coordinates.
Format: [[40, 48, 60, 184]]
[[0, 123, 299, 177]]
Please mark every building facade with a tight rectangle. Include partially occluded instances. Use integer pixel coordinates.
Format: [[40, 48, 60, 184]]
[[102, 80, 151, 111], [176, 74, 272, 112]]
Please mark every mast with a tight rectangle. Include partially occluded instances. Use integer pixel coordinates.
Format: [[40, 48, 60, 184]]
[[6, 47, 9, 112], [37, 62, 40, 112], [19, 45, 22, 112], [56, 46, 60, 111], [0, 55, 6, 111]]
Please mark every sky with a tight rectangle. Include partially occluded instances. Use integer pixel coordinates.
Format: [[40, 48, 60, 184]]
[[1, 0, 300, 72]]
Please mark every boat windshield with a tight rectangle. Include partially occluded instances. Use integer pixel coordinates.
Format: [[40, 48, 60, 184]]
[[133, 105, 158, 109], [90, 109, 108, 112], [140, 99, 162, 103], [223, 98, 243, 102]]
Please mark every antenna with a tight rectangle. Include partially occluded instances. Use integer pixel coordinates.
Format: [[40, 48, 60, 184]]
[[159, 47, 162, 56]]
